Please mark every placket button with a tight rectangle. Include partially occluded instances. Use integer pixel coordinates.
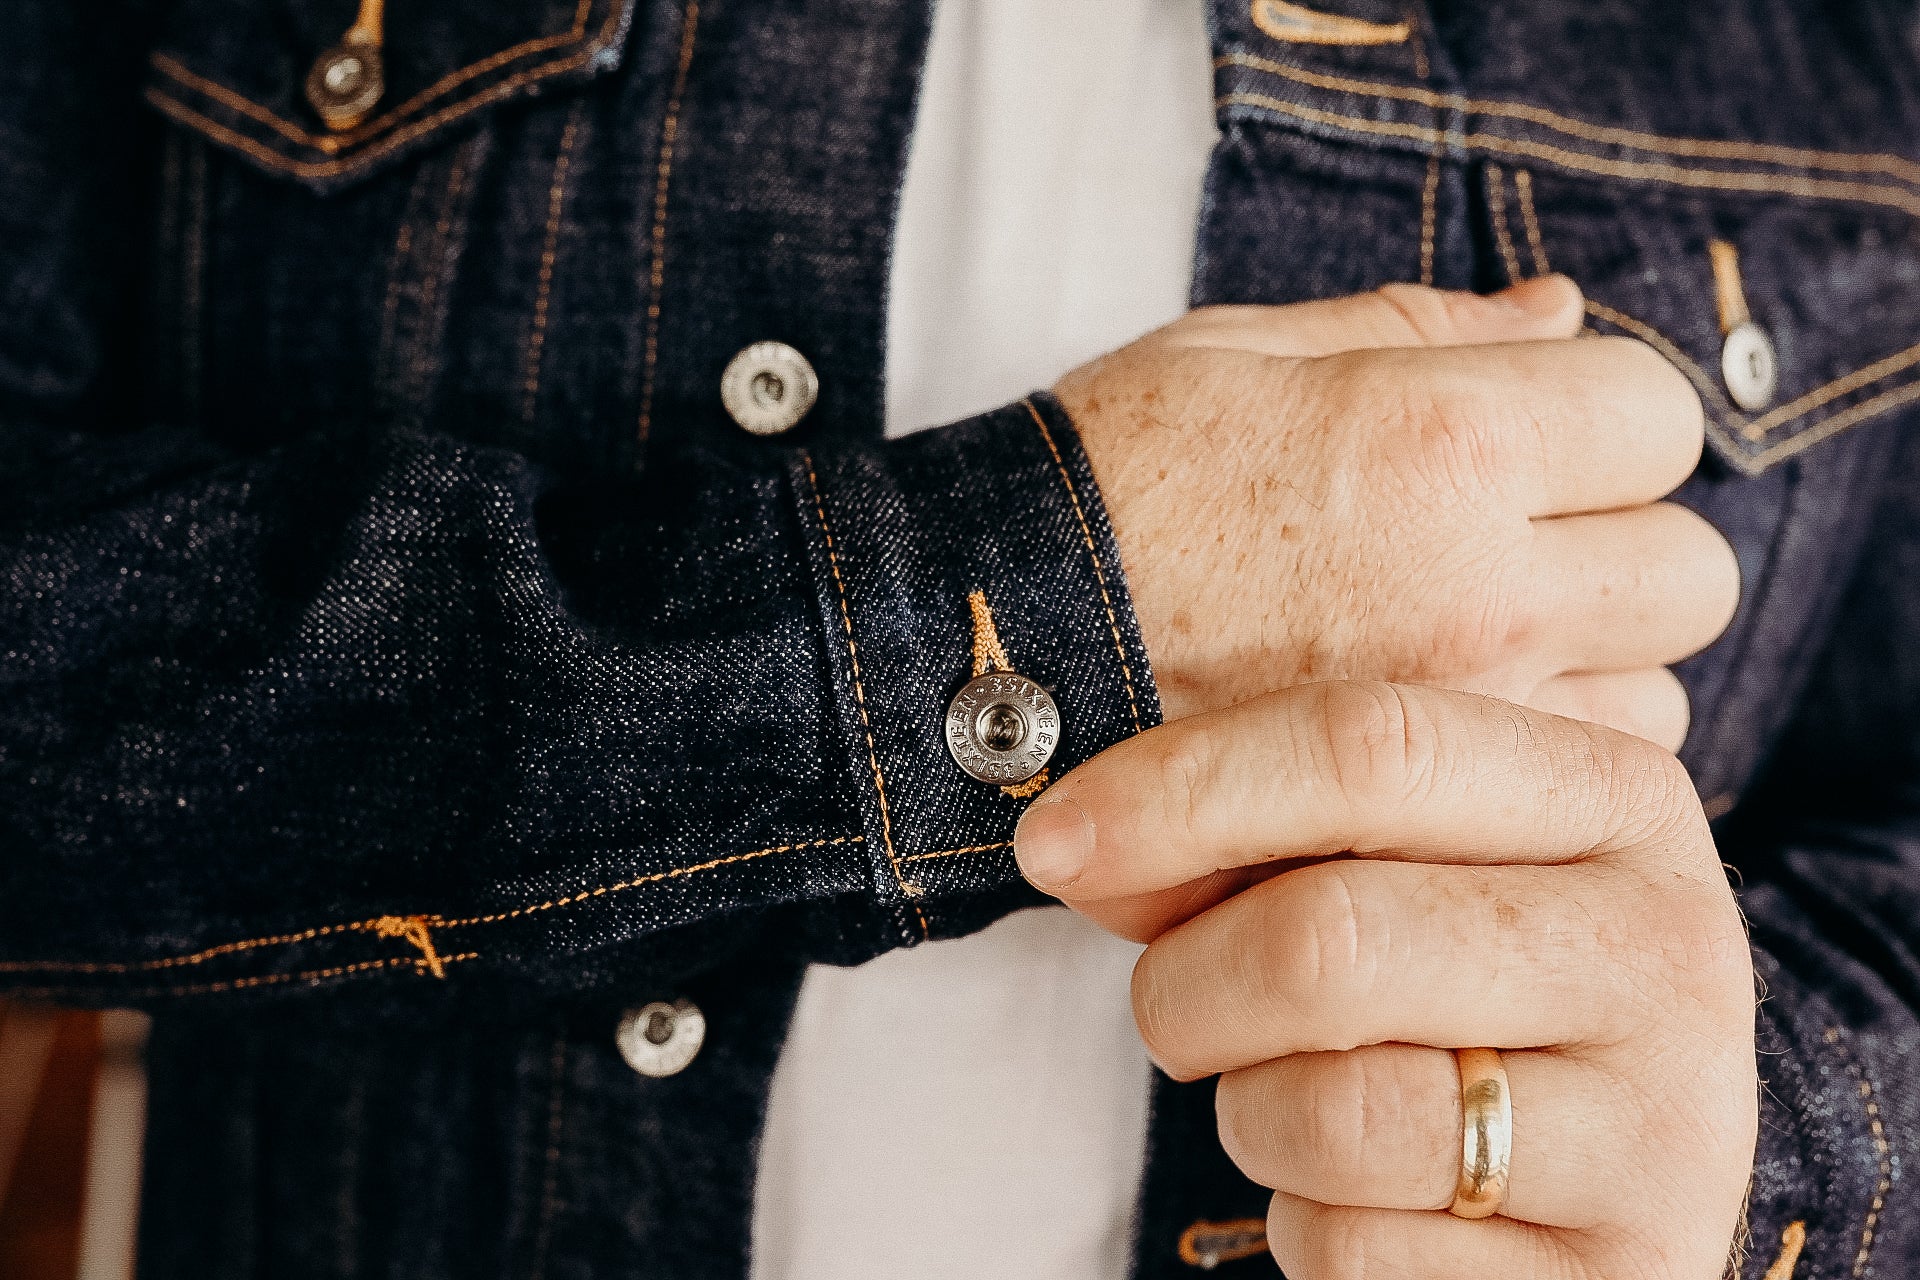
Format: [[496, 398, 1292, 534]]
[[945, 672, 1061, 785], [1721, 320, 1778, 413], [305, 42, 385, 132], [615, 999, 706, 1078], [720, 342, 818, 436]]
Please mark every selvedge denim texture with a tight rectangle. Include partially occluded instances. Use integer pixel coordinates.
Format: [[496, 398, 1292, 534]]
[[4, 0, 1920, 1273]]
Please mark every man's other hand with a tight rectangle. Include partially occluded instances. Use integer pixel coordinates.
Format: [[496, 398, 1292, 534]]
[[1015, 682, 1755, 1280]]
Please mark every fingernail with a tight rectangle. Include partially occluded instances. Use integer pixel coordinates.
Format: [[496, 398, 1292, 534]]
[[1014, 794, 1095, 891], [1492, 274, 1571, 316]]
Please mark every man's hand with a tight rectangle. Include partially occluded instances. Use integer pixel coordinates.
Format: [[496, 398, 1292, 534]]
[[1062, 277, 1739, 743], [1014, 682, 1756, 1280]]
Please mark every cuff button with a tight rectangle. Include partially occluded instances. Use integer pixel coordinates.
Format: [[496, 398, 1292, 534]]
[[946, 672, 1060, 785]]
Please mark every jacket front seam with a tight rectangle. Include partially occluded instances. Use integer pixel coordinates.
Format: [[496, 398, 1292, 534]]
[[635, 0, 701, 451]]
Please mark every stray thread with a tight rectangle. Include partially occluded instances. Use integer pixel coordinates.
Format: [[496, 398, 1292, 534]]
[[1177, 1218, 1269, 1269], [1250, 0, 1410, 46], [1709, 238, 1752, 334], [1762, 1220, 1807, 1280], [374, 914, 447, 979], [968, 590, 1013, 678]]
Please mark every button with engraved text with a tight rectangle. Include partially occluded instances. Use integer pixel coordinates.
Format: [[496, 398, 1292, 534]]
[[1721, 320, 1778, 413], [615, 999, 705, 1078], [945, 672, 1060, 785], [721, 341, 818, 436]]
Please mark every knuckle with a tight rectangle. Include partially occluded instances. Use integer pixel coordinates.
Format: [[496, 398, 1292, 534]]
[[1151, 719, 1219, 852], [1313, 681, 1439, 813], [1259, 864, 1375, 1031]]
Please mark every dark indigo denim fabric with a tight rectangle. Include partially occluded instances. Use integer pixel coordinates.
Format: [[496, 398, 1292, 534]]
[[5, 0, 1920, 1273]]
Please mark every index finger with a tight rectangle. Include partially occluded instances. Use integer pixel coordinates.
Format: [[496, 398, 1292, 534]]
[[1012, 681, 1706, 907]]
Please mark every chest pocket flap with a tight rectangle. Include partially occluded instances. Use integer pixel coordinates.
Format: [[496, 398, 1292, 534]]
[[145, 0, 637, 194]]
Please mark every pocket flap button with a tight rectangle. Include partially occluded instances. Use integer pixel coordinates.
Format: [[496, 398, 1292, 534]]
[[721, 342, 818, 436], [1721, 321, 1778, 413], [615, 999, 705, 1077]]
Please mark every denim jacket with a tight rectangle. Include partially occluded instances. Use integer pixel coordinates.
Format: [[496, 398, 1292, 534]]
[[5, 0, 1920, 1274]]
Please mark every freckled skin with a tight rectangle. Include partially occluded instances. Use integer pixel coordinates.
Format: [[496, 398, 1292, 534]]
[[1057, 279, 1732, 748]]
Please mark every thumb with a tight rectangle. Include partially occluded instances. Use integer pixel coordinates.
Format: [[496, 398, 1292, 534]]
[[1157, 274, 1585, 360]]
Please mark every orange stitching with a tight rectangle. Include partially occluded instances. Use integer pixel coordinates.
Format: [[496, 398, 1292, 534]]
[[968, 590, 1013, 677], [1485, 163, 1525, 284], [999, 769, 1050, 800], [372, 914, 446, 979], [1220, 91, 1920, 219], [1249, 0, 1410, 46], [1585, 300, 1920, 467], [1, 834, 1055, 980], [0, 918, 387, 975], [522, 102, 586, 426], [143, 1, 624, 185], [1748, 354, 1920, 471], [1744, 338, 1920, 440], [799, 456, 930, 935], [1176, 1218, 1269, 1268], [1405, 7, 1431, 80], [9, 953, 477, 1002], [1220, 52, 1920, 186], [376, 162, 433, 402], [0, 838, 859, 974], [1709, 238, 1750, 333], [149, 0, 601, 154], [405, 134, 485, 401], [1418, 152, 1440, 286], [635, 0, 700, 449], [1023, 401, 1143, 733], [1762, 1221, 1807, 1280], [430, 836, 862, 929], [1514, 169, 1549, 276], [895, 841, 1014, 864], [1826, 1028, 1893, 1277]]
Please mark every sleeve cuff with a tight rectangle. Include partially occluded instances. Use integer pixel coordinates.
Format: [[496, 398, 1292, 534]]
[[789, 392, 1162, 944]]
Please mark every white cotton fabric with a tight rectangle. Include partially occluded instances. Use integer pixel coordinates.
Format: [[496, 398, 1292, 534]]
[[747, 0, 1216, 1274]]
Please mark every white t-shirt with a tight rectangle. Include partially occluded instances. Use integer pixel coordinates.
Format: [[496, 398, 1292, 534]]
[[748, 0, 1218, 1275]]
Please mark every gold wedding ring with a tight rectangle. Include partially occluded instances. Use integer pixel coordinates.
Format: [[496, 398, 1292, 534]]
[[1449, 1048, 1512, 1219]]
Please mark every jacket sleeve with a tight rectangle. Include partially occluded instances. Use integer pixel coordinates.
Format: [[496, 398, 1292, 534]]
[[0, 6, 1158, 1002], [1718, 430, 1920, 1276]]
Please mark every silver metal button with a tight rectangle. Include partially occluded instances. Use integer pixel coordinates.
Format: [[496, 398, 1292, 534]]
[[945, 672, 1060, 785], [305, 41, 384, 132], [1721, 320, 1778, 413], [615, 999, 705, 1078], [720, 342, 818, 436]]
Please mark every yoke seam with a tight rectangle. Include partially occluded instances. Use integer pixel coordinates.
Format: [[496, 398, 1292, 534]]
[[1220, 91, 1920, 220], [1221, 52, 1920, 185]]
